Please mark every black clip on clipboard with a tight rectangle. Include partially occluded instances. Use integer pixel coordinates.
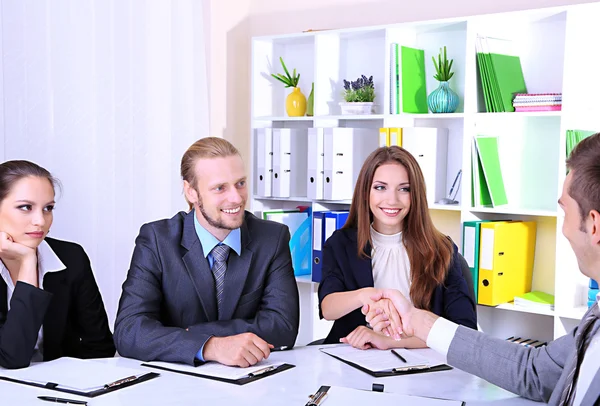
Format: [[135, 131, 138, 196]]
[[306, 386, 330, 406], [141, 362, 295, 385], [0, 372, 159, 398], [305, 384, 386, 406], [319, 349, 452, 378]]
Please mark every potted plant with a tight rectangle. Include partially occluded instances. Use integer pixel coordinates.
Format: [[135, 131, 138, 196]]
[[271, 57, 306, 117], [340, 75, 376, 115], [427, 46, 459, 113]]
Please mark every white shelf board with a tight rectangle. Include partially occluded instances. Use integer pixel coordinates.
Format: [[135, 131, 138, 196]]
[[253, 196, 313, 203], [469, 206, 557, 217], [494, 302, 555, 317], [401, 113, 465, 119], [557, 305, 589, 320], [253, 113, 466, 122], [253, 196, 352, 205], [475, 111, 562, 118], [316, 114, 386, 120], [295, 274, 315, 284], [429, 203, 462, 211], [314, 199, 352, 205], [253, 116, 314, 121]]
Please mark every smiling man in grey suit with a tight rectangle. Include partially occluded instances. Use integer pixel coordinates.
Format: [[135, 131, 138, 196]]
[[114, 137, 299, 367], [365, 133, 600, 405]]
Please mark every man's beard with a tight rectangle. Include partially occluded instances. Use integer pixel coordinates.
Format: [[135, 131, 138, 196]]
[[197, 195, 243, 230]]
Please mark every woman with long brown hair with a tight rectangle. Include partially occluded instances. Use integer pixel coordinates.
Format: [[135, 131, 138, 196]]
[[318, 146, 476, 349]]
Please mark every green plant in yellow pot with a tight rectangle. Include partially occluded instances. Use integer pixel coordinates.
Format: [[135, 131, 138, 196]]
[[271, 57, 306, 117]]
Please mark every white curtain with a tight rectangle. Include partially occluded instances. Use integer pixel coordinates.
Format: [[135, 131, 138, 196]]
[[0, 0, 210, 328]]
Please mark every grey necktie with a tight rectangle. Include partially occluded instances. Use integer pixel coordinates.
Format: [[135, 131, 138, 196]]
[[210, 244, 230, 317], [559, 302, 600, 405]]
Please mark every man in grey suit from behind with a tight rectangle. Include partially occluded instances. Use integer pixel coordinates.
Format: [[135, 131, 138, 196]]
[[364, 133, 600, 405], [114, 137, 299, 367]]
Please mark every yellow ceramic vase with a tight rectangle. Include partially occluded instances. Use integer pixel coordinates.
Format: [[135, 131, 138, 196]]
[[286, 87, 307, 116]]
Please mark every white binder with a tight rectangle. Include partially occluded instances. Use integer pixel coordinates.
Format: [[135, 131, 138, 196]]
[[254, 128, 273, 197], [307, 128, 325, 200], [323, 128, 379, 201], [401, 127, 449, 204], [272, 128, 308, 197]]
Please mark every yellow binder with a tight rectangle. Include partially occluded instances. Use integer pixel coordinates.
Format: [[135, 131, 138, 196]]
[[477, 221, 536, 306], [389, 127, 403, 147], [379, 128, 390, 147]]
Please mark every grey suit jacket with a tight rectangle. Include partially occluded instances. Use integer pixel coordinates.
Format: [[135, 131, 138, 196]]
[[448, 305, 600, 405], [114, 210, 300, 365]]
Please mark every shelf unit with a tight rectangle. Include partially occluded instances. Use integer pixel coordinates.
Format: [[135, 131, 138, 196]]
[[250, 2, 598, 346]]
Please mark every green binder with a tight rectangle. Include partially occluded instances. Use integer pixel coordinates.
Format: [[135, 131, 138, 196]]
[[400, 46, 428, 113], [462, 220, 491, 301], [474, 135, 508, 207]]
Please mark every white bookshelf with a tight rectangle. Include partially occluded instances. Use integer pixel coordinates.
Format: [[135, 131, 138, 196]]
[[250, 2, 598, 346]]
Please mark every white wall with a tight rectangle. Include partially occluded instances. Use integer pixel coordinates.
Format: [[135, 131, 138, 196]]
[[0, 0, 209, 328]]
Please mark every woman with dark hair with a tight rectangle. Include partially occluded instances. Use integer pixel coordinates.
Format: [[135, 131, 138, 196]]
[[0, 160, 115, 369], [318, 146, 476, 349]]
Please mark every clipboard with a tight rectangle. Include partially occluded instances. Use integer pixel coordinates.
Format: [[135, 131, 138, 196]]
[[319, 347, 452, 377], [306, 385, 466, 405], [0, 358, 159, 398], [141, 361, 295, 385]]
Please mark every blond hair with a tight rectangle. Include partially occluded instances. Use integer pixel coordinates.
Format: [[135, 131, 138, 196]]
[[181, 137, 240, 210]]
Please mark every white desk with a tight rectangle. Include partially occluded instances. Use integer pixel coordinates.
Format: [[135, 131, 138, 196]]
[[1, 345, 540, 405]]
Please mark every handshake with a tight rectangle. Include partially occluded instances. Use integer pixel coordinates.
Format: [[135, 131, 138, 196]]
[[340, 288, 436, 350]]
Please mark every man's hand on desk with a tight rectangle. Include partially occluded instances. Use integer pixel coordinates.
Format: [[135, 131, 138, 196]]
[[202, 333, 274, 367], [362, 289, 440, 342], [340, 325, 399, 350]]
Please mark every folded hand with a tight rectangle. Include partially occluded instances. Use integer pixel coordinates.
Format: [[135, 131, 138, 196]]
[[340, 325, 397, 350]]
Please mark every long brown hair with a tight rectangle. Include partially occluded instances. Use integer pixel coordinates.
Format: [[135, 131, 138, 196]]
[[344, 146, 453, 310]]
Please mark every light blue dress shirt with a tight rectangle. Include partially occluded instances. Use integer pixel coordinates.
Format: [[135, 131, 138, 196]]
[[194, 213, 241, 362]]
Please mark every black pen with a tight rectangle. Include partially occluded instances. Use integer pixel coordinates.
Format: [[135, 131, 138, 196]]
[[38, 396, 87, 405], [391, 349, 407, 363], [271, 345, 288, 352]]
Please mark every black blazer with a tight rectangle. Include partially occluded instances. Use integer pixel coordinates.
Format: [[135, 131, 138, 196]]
[[318, 228, 477, 344], [0, 237, 115, 369], [114, 210, 300, 365]]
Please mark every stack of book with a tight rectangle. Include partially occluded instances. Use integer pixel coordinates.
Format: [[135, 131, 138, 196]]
[[589, 279, 599, 308], [512, 93, 562, 112], [514, 290, 554, 312]]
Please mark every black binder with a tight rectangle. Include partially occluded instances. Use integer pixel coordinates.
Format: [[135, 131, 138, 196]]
[[141, 361, 294, 385], [320, 349, 452, 377]]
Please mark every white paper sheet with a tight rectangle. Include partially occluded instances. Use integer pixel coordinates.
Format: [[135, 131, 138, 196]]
[[0, 357, 150, 392], [320, 345, 442, 372], [143, 359, 285, 380], [317, 386, 463, 405]]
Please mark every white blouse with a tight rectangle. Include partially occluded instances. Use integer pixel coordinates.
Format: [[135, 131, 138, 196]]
[[370, 224, 412, 301]]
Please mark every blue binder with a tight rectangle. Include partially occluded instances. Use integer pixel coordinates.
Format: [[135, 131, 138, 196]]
[[324, 211, 349, 242], [311, 212, 326, 283]]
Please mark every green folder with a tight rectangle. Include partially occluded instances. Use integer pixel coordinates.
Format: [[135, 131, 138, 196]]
[[489, 53, 527, 112], [400, 46, 428, 113], [566, 129, 595, 158], [514, 291, 554, 305], [476, 36, 527, 112], [475, 135, 508, 207]]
